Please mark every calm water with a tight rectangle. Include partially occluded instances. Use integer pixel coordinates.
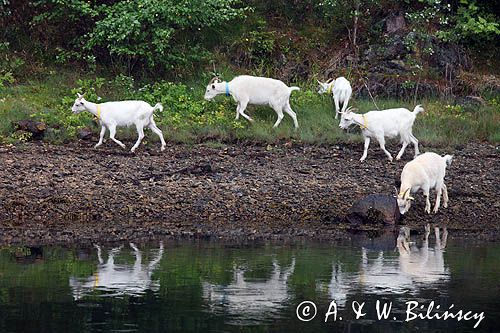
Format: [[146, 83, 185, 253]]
[[0, 232, 499, 333]]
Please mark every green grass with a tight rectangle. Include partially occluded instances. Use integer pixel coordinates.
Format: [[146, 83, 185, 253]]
[[0, 72, 499, 146]]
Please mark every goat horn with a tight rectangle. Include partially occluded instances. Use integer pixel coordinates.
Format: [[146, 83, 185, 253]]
[[326, 78, 334, 83], [209, 77, 221, 84], [403, 188, 410, 198]]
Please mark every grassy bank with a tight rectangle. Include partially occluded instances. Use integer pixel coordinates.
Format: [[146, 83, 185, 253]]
[[0, 71, 499, 147]]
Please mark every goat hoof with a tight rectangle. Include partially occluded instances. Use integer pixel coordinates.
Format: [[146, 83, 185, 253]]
[[161, 146, 166, 152]]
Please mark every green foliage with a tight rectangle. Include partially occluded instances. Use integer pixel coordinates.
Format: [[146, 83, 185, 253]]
[[27, 77, 107, 142], [136, 80, 238, 133], [234, 30, 277, 64], [406, 0, 500, 44], [0, 42, 24, 88], [0, 73, 498, 145], [30, 0, 248, 73], [451, 0, 500, 42], [1, 0, 498, 81], [0, 0, 9, 15]]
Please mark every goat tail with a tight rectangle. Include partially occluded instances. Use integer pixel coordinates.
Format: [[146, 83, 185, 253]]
[[443, 154, 453, 167], [289, 86, 300, 93], [152, 102, 163, 113], [412, 104, 425, 115]]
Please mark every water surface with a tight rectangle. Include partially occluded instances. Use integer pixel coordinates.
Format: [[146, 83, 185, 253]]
[[0, 233, 498, 332]]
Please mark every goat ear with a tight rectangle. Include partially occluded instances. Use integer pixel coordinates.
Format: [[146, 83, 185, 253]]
[[77, 93, 83, 99], [394, 187, 399, 197], [408, 196, 415, 201]]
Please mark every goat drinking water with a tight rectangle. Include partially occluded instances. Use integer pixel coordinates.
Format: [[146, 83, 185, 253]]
[[204, 75, 300, 129], [339, 105, 424, 162], [317, 77, 352, 119], [397, 152, 453, 214], [71, 93, 166, 152]]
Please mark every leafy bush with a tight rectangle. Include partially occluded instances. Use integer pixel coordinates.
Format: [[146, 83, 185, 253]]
[[30, 0, 248, 73], [134, 80, 242, 135], [0, 42, 24, 87], [451, 1, 500, 42], [405, 0, 500, 44]]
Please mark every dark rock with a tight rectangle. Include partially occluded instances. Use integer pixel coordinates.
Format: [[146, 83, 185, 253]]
[[363, 36, 409, 63], [78, 127, 94, 140], [386, 13, 406, 35], [347, 194, 400, 226], [426, 41, 471, 78], [456, 95, 488, 108], [177, 163, 214, 175], [15, 120, 46, 140], [283, 59, 311, 82], [350, 228, 399, 251]]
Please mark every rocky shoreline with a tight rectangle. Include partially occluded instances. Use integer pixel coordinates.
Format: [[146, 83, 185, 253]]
[[0, 141, 498, 245]]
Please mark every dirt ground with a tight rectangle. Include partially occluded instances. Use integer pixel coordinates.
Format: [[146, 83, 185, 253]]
[[0, 141, 498, 245]]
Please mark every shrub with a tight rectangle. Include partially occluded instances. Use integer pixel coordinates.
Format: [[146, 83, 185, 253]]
[[30, 0, 248, 74]]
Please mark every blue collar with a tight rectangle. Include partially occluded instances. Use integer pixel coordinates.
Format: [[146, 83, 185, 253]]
[[225, 82, 230, 96]]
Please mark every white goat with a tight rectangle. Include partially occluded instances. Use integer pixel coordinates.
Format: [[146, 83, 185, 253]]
[[319, 225, 449, 306], [202, 258, 295, 323], [71, 93, 166, 152], [397, 152, 453, 214], [339, 105, 424, 162], [317, 76, 352, 119], [69, 242, 164, 300], [204, 75, 300, 129]]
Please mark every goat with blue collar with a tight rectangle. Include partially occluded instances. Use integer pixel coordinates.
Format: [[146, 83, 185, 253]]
[[204, 75, 300, 129]]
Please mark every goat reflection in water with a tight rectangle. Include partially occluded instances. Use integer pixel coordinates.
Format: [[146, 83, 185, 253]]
[[323, 225, 448, 307], [202, 258, 295, 322], [69, 242, 164, 300]]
